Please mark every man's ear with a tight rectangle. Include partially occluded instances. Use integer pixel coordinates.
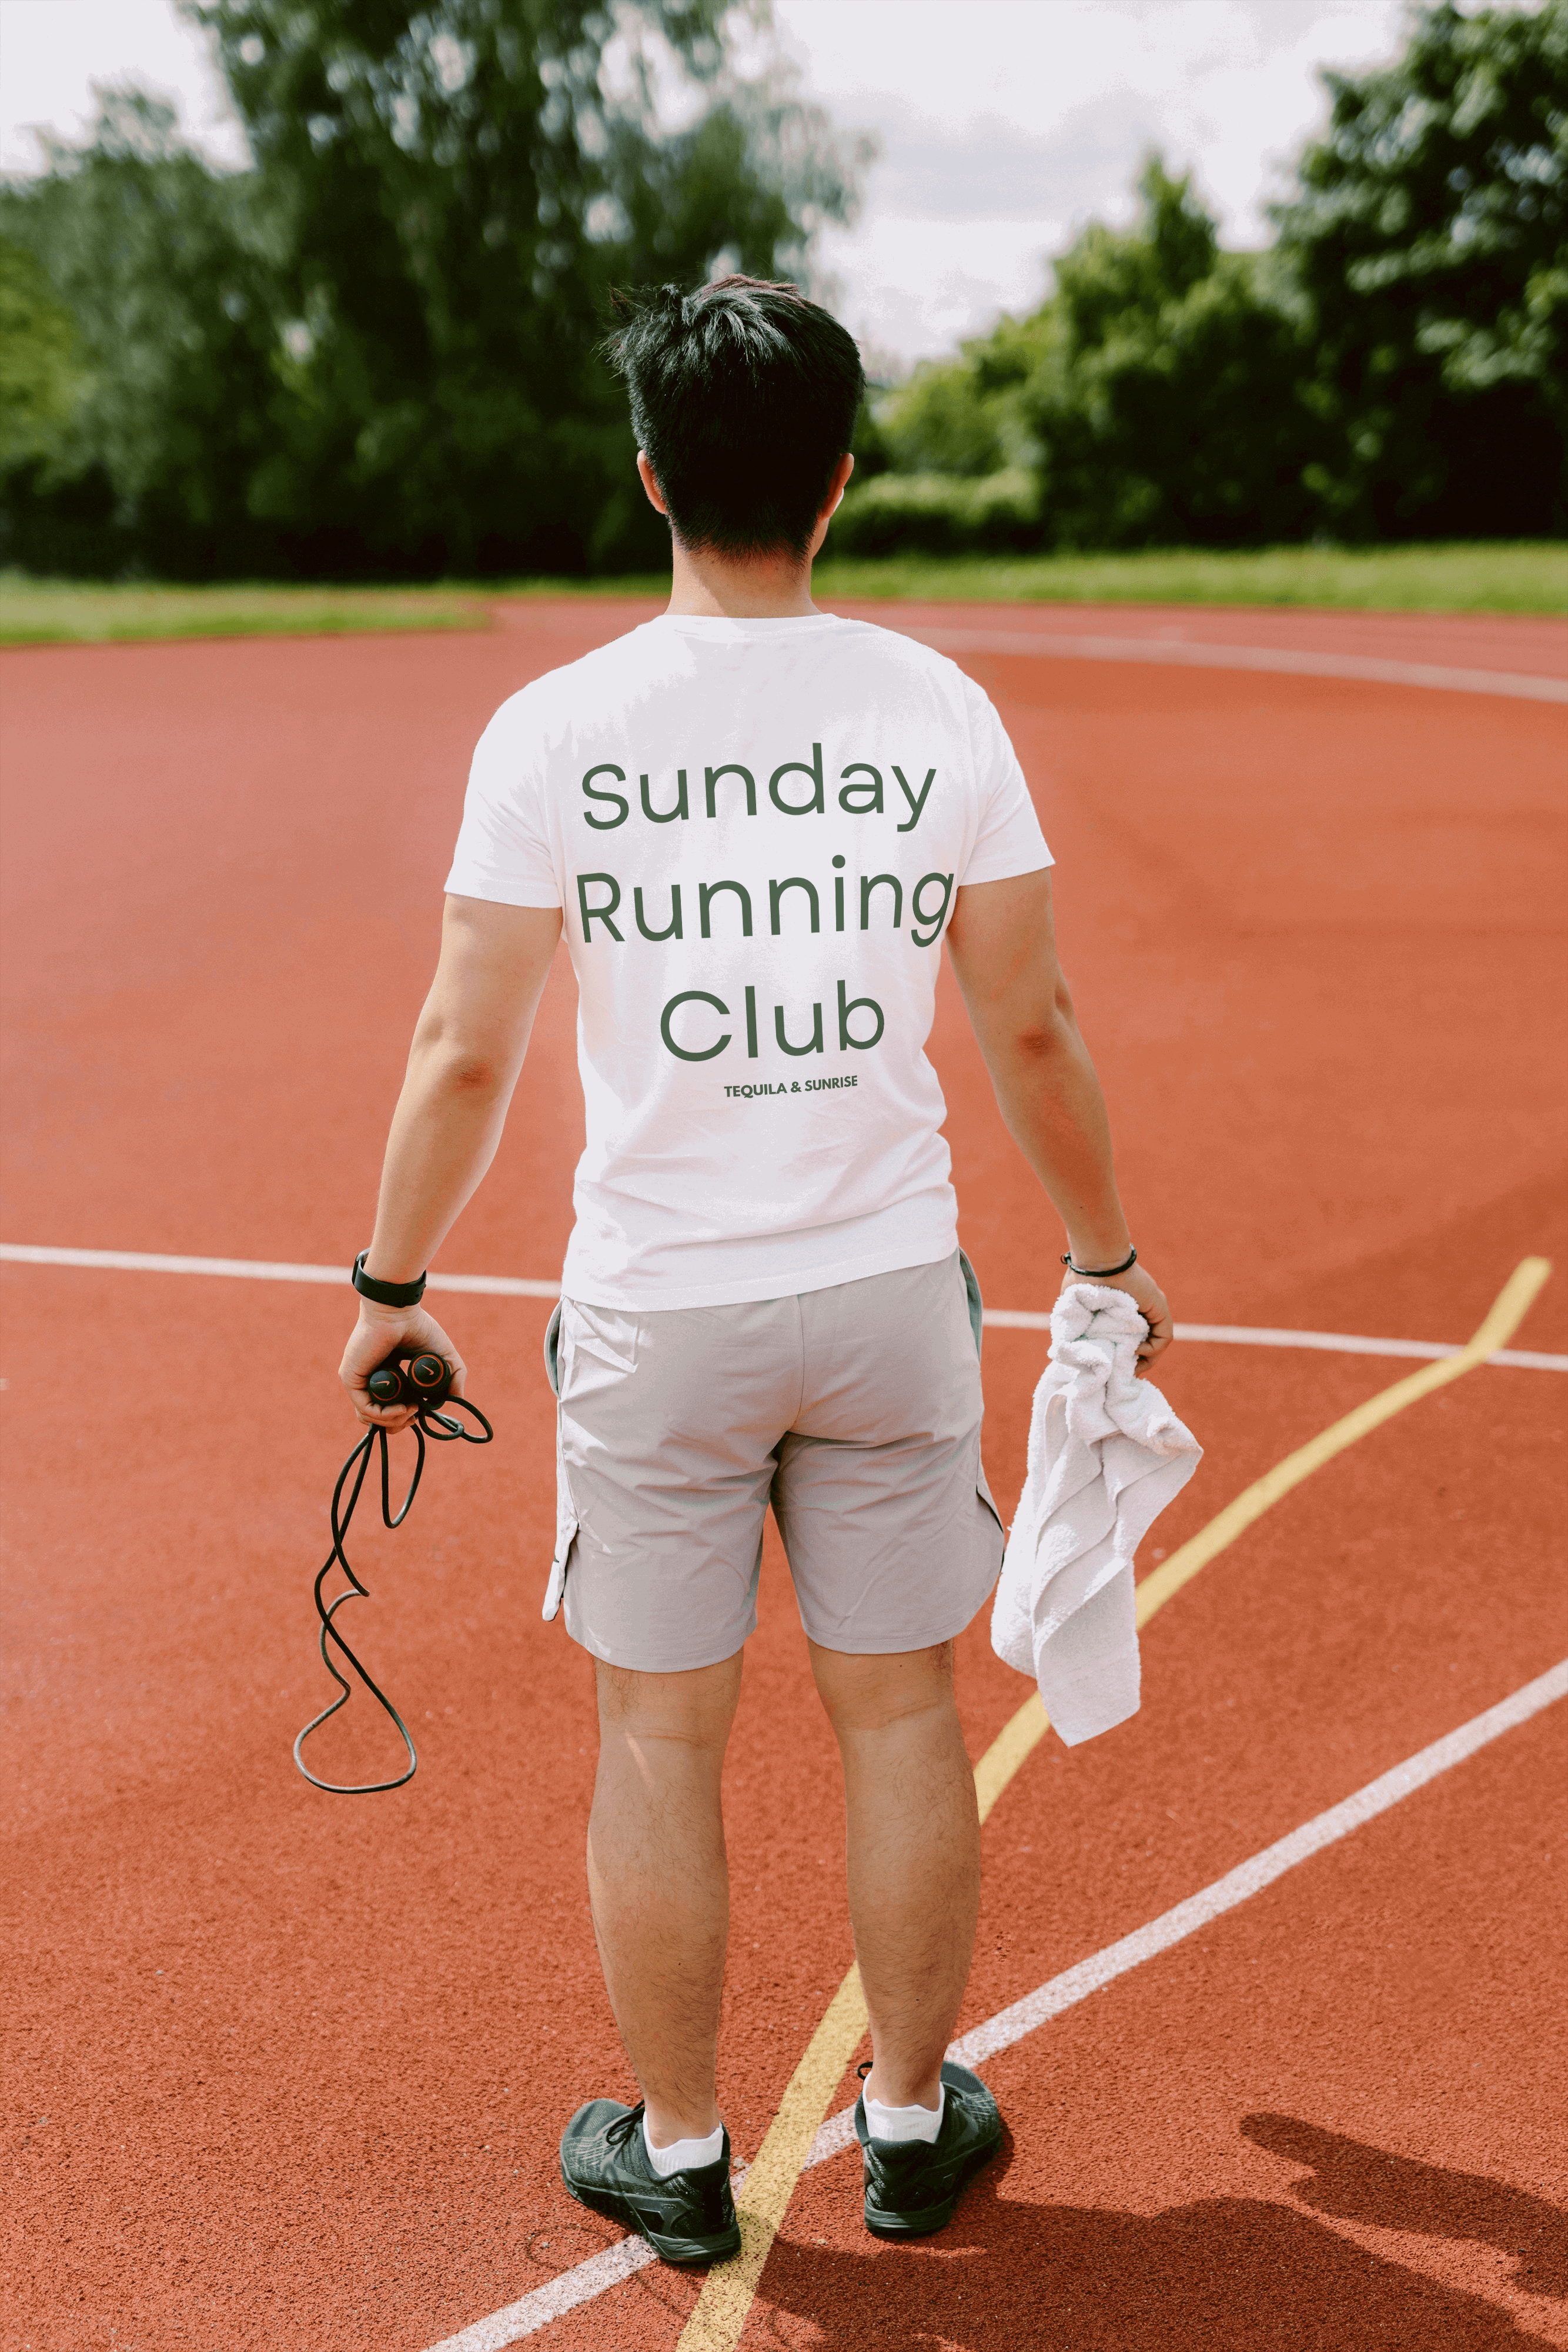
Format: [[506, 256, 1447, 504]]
[[808, 452, 855, 559], [636, 451, 668, 516]]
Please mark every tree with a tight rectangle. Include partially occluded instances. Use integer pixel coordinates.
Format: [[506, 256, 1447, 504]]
[[837, 161, 1320, 555], [185, 0, 861, 575], [1273, 0, 1568, 537], [1021, 159, 1321, 549], [0, 238, 84, 467], [0, 1, 862, 577], [841, 5, 1565, 556], [0, 93, 280, 574], [875, 355, 1010, 477]]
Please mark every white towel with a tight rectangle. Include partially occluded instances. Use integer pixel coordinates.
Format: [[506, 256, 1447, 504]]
[[990, 1282, 1201, 1746]]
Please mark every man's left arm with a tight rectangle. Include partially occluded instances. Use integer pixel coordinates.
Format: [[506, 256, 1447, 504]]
[[944, 867, 1173, 1362]]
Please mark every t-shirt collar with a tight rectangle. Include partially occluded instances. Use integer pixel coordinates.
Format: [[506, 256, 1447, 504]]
[[650, 610, 846, 643]]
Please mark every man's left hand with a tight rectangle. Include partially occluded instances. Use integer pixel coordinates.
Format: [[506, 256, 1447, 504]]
[[1058, 1258, 1173, 1368]]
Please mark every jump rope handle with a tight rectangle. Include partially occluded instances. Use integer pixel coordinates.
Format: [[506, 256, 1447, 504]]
[[292, 1349, 493, 1795], [367, 1349, 452, 1409]]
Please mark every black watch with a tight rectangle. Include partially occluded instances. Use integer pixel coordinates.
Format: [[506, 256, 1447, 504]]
[[351, 1250, 427, 1308]]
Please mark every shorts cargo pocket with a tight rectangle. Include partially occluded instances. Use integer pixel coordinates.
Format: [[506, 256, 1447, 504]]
[[541, 1299, 577, 1623]]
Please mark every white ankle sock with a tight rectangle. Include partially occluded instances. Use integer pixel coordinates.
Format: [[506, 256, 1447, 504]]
[[863, 2086, 945, 2145], [642, 2114, 725, 2177]]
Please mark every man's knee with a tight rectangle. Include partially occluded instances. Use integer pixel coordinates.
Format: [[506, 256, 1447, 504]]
[[808, 1638, 958, 1737], [594, 1651, 744, 1752]]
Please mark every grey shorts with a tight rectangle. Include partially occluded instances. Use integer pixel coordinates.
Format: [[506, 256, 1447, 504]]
[[541, 1251, 1005, 1672]]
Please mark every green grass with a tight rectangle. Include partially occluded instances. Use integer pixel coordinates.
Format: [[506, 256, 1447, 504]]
[[0, 574, 493, 646], [811, 542, 1568, 615], [3, 542, 1565, 644]]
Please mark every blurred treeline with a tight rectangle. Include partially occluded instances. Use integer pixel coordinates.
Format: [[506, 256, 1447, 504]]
[[845, 2, 1566, 556], [0, 0, 864, 578], [0, 0, 1562, 580]]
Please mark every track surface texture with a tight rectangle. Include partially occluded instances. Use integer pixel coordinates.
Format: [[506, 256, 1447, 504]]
[[3, 598, 1566, 2351]]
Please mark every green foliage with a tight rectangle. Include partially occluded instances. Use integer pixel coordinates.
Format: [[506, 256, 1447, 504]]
[[875, 358, 1009, 477], [0, 1, 861, 577], [0, 93, 280, 574], [841, 162, 1318, 554], [863, 308, 1048, 497], [845, 7, 1565, 558], [828, 467, 1039, 556], [3, 0, 1560, 574], [0, 239, 85, 467], [1273, 0, 1568, 536], [1024, 161, 1319, 547]]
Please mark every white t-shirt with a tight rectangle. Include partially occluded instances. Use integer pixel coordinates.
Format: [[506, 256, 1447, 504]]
[[446, 611, 1051, 1309]]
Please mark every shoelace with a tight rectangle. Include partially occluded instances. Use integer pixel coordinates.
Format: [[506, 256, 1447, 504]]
[[292, 1380, 493, 1793]]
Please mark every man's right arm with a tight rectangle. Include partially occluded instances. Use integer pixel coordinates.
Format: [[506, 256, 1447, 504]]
[[340, 894, 564, 1426]]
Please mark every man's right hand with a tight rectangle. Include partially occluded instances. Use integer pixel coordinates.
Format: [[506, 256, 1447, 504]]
[[339, 1300, 467, 1432]]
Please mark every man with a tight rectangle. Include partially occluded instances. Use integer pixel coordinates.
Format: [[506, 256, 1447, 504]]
[[340, 276, 1171, 2266]]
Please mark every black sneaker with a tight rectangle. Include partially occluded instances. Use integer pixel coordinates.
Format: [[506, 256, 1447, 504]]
[[854, 2060, 1003, 2239], [560, 2099, 741, 2267]]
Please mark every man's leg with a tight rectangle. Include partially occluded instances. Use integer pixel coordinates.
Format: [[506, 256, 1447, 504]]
[[586, 1651, 744, 2149], [808, 1637, 980, 2109]]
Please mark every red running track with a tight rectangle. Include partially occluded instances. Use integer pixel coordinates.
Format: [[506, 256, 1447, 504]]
[[2, 602, 1566, 2350]]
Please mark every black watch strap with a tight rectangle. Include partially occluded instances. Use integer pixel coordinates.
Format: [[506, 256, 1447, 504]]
[[352, 1250, 427, 1308]]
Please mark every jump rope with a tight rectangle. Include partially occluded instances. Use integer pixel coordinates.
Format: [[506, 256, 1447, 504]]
[[292, 1348, 493, 1795]]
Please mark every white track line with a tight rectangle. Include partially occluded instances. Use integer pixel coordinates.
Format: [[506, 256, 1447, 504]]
[[897, 624, 1568, 706], [423, 2237, 663, 2350], [0, 1243, 560, 1299], [3, 1245, 1561, 1371], [984, 1304, 1564, 1373], [423, 1658, 1567, 2351]]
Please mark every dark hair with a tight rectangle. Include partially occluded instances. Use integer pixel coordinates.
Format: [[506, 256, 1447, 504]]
[[604, 276, 864, 562]]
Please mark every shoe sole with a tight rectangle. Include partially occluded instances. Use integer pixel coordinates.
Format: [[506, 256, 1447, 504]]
[[563, 2174, 742, 2266], [862, 2132, 1001, 2240]]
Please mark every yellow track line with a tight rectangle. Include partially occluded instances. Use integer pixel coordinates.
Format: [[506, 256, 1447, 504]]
[[1131, 1255, 1553, 1623], [674, 1256, 1552, 2351]]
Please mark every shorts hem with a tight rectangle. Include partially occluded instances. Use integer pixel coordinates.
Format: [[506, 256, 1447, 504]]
[[563, 1618, 755, 1675], [796, 1575, 1000, 1659]]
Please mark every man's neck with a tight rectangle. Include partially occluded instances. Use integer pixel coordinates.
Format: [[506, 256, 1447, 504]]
[[664, 537, 818, 619]]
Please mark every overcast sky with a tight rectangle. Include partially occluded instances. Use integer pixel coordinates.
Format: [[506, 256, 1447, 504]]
[[0, 0, 1473, 365]]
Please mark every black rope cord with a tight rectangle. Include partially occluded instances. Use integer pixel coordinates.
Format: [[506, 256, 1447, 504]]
[[293, 1351, 492, 1795]]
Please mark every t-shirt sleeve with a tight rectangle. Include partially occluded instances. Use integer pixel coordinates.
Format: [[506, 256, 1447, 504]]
[[443, 697, 562, 908], [958, 675, 1052, 885]]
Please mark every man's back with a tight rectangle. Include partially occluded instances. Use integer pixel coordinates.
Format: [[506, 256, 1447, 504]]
[[447, 610, 1049, 1304]]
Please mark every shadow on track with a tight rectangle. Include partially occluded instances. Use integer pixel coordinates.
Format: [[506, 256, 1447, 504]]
[[749, 2127, 1559, 2348], [1243, 2113, 1567, 2298]]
